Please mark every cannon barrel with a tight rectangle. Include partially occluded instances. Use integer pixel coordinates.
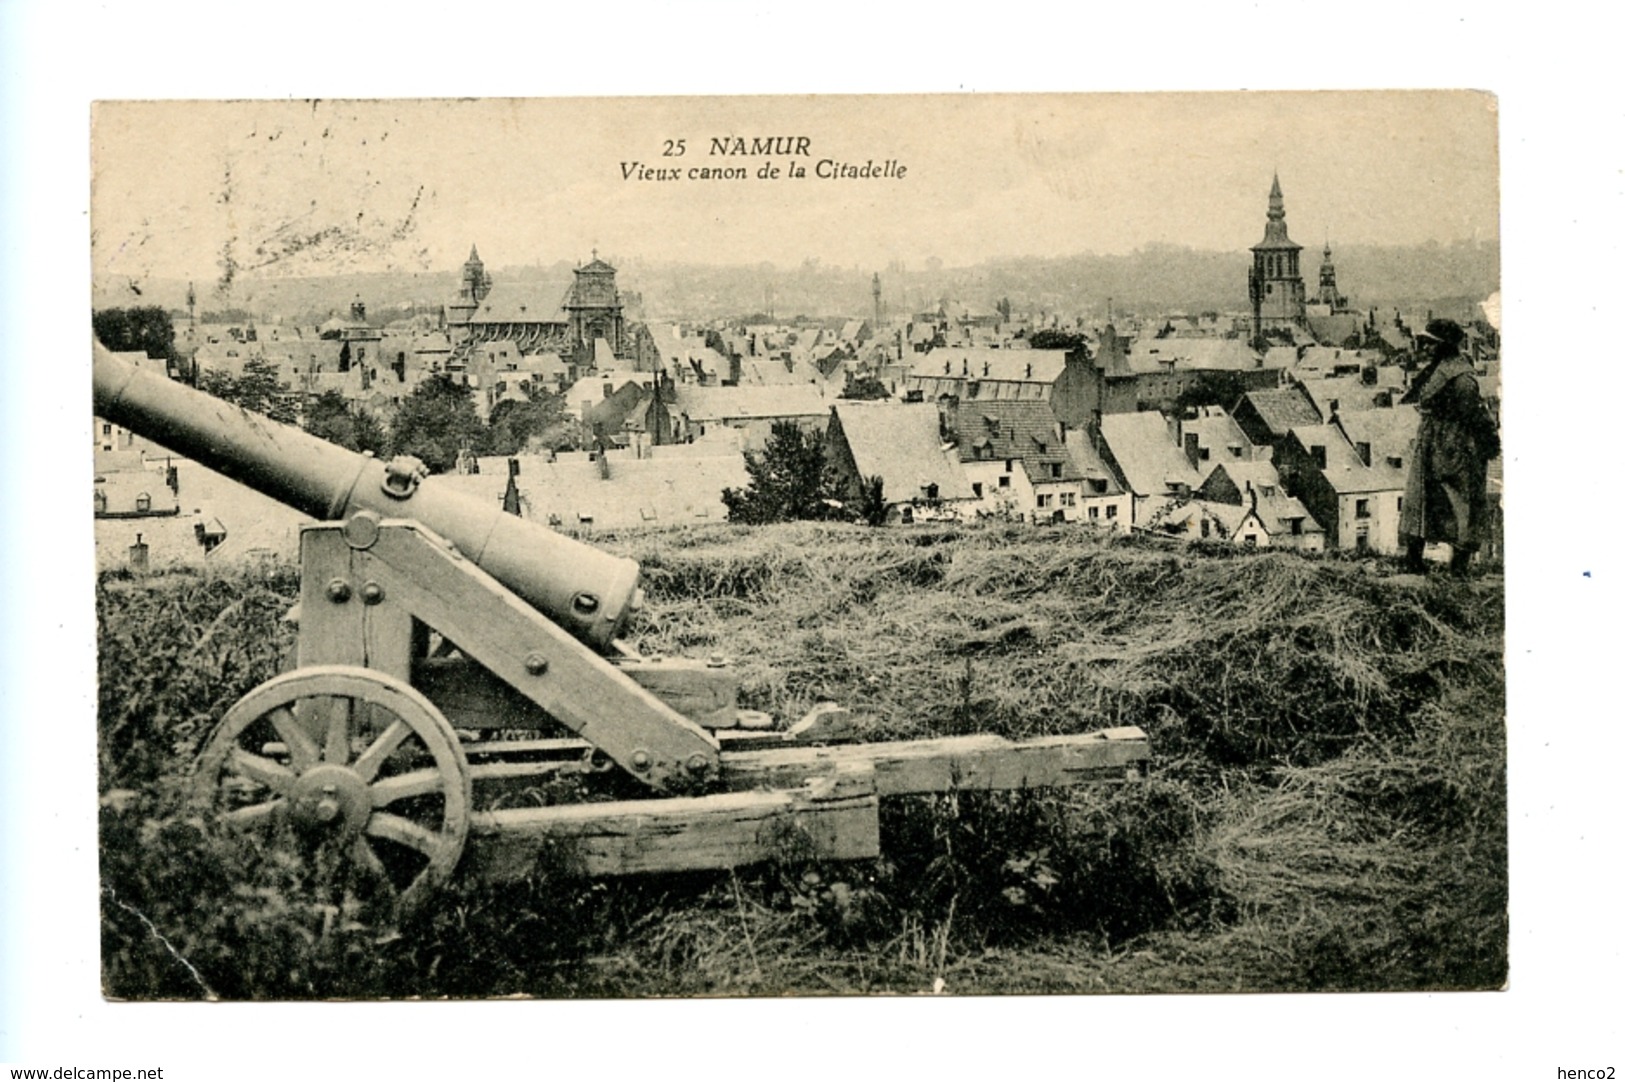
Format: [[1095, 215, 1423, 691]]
[[93, 345, 642, 650]]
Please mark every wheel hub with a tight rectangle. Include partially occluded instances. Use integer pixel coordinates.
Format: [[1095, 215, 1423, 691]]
[[288, 763, 371, 836]]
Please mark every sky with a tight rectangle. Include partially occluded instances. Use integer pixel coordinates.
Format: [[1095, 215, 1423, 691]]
[[91, 91, 1499, 288]]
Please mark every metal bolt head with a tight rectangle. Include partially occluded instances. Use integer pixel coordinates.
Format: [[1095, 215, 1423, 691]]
[[361, 581, 385, 605], [630, 749, 651, 771], [524, 652, 549, 676], [326, 579, 352, 603], [685, 753, 710, 775]]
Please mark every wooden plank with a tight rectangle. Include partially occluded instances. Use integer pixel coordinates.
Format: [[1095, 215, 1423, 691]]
[[413, 657, 557, 733], [297, 527, 364, 667], [718, 729, 1150, 796], [415, 655, 741, 732], [359, 525, 720, 792], [465, 766, 879, 878], [611, 659, 739, 729]]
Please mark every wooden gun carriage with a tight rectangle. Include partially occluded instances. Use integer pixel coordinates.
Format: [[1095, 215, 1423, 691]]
[[94, 346, 1149, 912]]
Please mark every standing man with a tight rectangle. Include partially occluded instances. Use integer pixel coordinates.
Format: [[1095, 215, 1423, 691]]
[[1399, 319, 1500, 575]]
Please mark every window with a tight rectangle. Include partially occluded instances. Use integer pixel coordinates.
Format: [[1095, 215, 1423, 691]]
[[1005, 459, 1014, 473], [1061, 492, 1076, 507], [1261, 485, 1276, 497], [1199, 447, 1211, 461], [101, 424, 112, 436], [998, 475, 1010, 489], [1355, 498, 1370, 519], [1050, 463, 1063, 479], [135, 492, 151, 513], [1244, 534, 1258, 548], [1106, 504, 1118, 519], [1088, 506, 1099, 520], [1037, 494, 1053, 509], [972, 482, 984, 498], [1290, 517, 1303, 536]]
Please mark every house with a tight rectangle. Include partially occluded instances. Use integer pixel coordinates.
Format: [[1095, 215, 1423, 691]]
[[1295, 370, 1405, 418], [825, 401, 976, 524], [674, 383, 830, 449], [1152, 500, 1273, 547], [1051, 326, 1284, 424], [1195, 462, 1325, 551], [446, 444, 749, 531], [1274, 419, 1409, 554], [1173, 405, 1263, 471], [1096, 411, 1204, 527], [942, 400, 1127, 526], [903, 347, 1070, 405], [1231, 384, 1323, 449]]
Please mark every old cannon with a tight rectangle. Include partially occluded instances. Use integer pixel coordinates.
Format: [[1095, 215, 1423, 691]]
[[94, 345, 1149, 911]]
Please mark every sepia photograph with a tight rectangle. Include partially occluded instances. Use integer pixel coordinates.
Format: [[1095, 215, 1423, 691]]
[[87, 91, 1506, 1000], [10, 5, 1621, 1074]]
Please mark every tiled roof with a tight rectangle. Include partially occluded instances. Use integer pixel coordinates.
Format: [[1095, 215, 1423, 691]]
[[1099, 411, 1202, 497], [1286, 423, 1406, 494], [830, 401, 975, 501], [1239, 385, 1322, 435], [1131, 337, 1259, 373], [451, 447, 748, 529], [466, 282, 572, 324], [948, 400, 1081, 480], [912, 347, 1069, 384], [677, 383, 830, 422]]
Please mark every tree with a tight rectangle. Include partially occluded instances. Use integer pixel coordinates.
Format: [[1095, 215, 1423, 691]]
[[388, 373, 485, 473], [857, 474, 889, 527], [486, 392, 568, 456], [196, 358, 299, 423], [303, 390, 387, 455], [1171, 371, 1252, 414], [1028, 329, 1091, 352], [721, 420, 842, 524], [93, 306, 181, 367], [839, 375, 891, 401]]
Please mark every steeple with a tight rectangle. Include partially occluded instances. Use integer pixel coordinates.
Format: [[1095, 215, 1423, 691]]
[[1248, 173, 1307, 336]]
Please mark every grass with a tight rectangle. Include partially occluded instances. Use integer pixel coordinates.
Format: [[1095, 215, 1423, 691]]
[[97, 522, 1505, 997]]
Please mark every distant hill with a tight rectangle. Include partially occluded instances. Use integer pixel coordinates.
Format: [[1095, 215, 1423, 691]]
[[94, 240, 1499, 326]]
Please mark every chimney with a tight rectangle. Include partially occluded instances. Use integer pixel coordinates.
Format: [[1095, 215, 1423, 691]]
[[1184, 431, 1201, 469], [729, 350, 742, 386], [508, 457, 521, 477], [129, 533, 149, 572]]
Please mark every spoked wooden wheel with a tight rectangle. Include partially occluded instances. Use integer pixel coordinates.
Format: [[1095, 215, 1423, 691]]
[[195, 665, 471, 914]]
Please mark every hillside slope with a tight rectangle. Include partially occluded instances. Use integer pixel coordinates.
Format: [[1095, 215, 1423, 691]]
[[98, 524, 1505, 997]]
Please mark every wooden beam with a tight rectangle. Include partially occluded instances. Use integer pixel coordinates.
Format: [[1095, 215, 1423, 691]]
[[415, 655, 743, 732], [717, 728, 1150, 796], [358, 524, 720, 792], [465, 766, 879, 878]]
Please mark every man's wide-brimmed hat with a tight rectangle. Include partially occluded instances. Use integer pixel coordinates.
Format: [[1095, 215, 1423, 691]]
[[1415, 318, 1466, 350]]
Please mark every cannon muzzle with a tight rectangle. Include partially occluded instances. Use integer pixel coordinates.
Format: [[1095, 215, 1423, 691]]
[[93, 344, 642, 650]]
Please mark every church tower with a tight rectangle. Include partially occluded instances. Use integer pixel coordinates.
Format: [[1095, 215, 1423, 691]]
[[1315, 241, 1348, 312], [446, 244, 492, 342], [1247, 174, 1307, 338], [564, 251, 625, 358]]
